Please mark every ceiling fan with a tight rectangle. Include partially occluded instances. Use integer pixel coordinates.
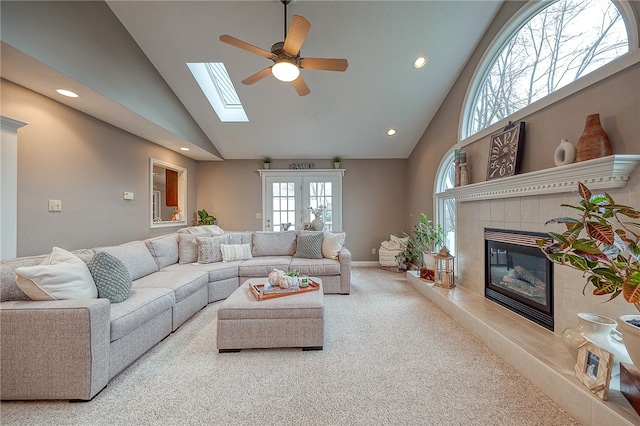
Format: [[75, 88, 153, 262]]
[[219, 0, 348, 96]]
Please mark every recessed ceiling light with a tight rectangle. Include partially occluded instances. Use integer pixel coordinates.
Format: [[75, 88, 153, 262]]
[[387, 129, 397, 136], [180, 147, 190, 151], [56, 89, 78, 98], [413, 57, 427, 69]]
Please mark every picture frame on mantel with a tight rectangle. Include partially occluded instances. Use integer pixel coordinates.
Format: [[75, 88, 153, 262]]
[[575, 340, 613, 400]]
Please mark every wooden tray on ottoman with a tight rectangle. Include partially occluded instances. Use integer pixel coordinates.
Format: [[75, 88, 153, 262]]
[[250, 281, 320, 301]]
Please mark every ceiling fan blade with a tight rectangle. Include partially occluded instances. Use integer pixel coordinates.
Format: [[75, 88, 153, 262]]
[[283, 15, 311, 56], [242, 67, 272, 85], [220, 35, 275, 60], [292, 75, 311, 96], [300, 58, 348, 72]]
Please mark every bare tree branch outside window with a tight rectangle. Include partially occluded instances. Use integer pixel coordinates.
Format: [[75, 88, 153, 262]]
[[470, 0, 628, 135]]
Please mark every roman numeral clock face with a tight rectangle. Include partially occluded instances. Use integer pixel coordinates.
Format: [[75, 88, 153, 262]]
[[486, 122, 524, 180]]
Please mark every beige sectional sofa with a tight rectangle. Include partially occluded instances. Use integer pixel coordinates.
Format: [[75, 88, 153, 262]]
[[0, 227, 350, 401]]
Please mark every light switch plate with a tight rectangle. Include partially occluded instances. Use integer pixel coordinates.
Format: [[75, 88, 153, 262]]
[[48, 200, 62, 212]]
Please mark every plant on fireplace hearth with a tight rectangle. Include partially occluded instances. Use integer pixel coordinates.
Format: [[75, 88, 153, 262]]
[[536, 182, 640, 307]]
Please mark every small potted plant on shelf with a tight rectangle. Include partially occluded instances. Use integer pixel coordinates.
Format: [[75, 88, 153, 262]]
[[263, 156, 272, 169], [537, 182, 640, 366], [413, 213, 445, 271], [332, 156, 341, 169]]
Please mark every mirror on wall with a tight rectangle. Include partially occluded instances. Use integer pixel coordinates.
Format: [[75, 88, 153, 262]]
[[150, 158, 187, 228]]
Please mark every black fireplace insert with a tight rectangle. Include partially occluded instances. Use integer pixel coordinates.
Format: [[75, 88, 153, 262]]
[[484, 228, 554, 330]]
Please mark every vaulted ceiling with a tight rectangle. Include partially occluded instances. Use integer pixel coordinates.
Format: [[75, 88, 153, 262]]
[[1, 1, 503, 161]]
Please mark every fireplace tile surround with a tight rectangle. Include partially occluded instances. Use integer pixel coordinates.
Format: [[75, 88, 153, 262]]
[[412, 156, 640, 425]]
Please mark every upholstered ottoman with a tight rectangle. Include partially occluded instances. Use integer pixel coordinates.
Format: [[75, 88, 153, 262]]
[[217, 278, 324, 352]]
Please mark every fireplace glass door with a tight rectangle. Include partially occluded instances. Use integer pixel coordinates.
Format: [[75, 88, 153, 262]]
[[485, 229, 553, 330]]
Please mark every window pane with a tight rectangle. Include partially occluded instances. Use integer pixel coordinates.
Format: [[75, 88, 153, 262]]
[[469, 0, 628, 135]]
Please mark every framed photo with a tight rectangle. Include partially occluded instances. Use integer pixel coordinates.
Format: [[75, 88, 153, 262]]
[[486, 121, 525, 181], [574, 340, 613, 400]]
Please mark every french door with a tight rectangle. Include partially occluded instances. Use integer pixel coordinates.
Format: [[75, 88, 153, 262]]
[[260, 170, 343, 232]]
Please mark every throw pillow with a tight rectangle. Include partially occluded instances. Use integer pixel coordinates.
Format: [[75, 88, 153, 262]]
[[294, 232, 324, 259], [196, 236, 227, 264], [87, 252, 132, 303], [220, 243, 253, 262], [322, 232, 346, 259], [14, 247, 98, 301], [178, 232, 211, 264]]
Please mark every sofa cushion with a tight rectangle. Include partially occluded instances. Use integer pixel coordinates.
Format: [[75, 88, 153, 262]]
[[109, 288, 174, 342], [144, 234, 179, 269], [294, 232, 324, 259], [252, 231, 296, 257], [238, 256, 292, 277], [161, 261, 241, 282], [1, 255, 46, 301], [87, 252, 132, 303], [14, 247, 98, 301], [227, 231, 253, 245], [97, 241, 158, 281], [196, 235, 227, 264], [322, 231, 346, 259], [133, 270, 208, 303], [221, 244, 253, 262], [290, 258, 341, 276]]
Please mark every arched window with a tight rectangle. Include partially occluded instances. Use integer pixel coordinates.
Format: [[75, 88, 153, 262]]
[[434, 150, 456, 255], [462, 0, 635, 140]]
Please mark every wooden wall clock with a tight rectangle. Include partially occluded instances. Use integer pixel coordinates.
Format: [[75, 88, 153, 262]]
[[486, 121, 525, 180]]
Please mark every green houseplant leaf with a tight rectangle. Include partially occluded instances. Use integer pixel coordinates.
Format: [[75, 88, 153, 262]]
[[539, 183, 640, 306]]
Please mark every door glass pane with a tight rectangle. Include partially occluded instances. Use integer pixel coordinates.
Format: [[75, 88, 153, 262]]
[[272, 182, 296, 231], [309, 181, 333, 231]]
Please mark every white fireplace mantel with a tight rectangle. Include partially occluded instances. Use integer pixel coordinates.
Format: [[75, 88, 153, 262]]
[[444, 155, 640, 202]]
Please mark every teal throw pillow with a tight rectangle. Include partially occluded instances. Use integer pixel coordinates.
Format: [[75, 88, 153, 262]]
[[294, 232, 324, 259], [87, 251, 132, 303]]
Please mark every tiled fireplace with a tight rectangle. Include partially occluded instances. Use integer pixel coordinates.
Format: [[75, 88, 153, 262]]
[[408, 155, 640, 425], [484, 228, 554, 330], [455, 155, 640, 334]]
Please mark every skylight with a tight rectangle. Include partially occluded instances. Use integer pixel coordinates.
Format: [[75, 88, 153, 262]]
[[187, 62, 248, 122]]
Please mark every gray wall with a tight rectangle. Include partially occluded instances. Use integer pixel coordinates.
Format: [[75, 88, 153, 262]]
[[197, 158, 408, 262], [2, 80, 198, 256]]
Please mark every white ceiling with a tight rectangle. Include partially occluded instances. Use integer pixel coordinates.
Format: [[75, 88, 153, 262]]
[[3, 1, 503, 161]]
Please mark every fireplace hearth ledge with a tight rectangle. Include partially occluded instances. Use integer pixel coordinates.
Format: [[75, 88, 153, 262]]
[[443, 154, 640, 202], [407, 271, 639, 426]]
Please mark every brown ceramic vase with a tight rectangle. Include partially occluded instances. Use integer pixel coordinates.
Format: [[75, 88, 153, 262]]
[[575, 113, 612, 162]]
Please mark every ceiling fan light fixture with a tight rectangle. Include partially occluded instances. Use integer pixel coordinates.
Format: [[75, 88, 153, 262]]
[[272, 60, 300, 82]]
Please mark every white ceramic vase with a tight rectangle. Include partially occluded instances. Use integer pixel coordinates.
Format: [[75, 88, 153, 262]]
[[618, 315, 640, 369], [311, 217, 324, 231], [562, 313, 631, 376]]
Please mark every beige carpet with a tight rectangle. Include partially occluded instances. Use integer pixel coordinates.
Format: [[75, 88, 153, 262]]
[[1, 268, 578, 425]]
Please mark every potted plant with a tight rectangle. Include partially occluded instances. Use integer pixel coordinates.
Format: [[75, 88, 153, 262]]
[[413, 213, 445, 270], [394, 233, 420, 270], [195, 209, 217, 226], [263, 156, 272, 169], [286, 268, 300, 286], [537, 182, 640, 366], [332, 156, 341, 169]]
